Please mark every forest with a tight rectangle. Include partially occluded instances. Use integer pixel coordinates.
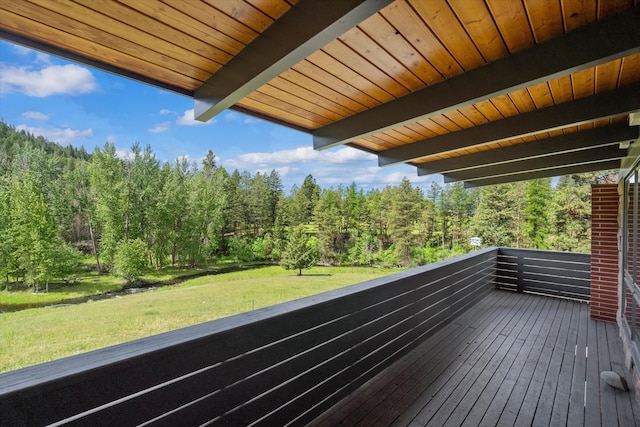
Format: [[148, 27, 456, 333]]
[[0, 121, 616, 290]]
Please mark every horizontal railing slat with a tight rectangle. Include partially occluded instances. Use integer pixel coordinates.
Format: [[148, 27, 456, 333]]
[[0, 247, 592, 426], [496, 248, 590, 302]]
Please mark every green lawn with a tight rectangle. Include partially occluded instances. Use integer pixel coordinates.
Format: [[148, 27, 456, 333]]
[[0, 260, 249, 309], [0, 266, 404, 373]]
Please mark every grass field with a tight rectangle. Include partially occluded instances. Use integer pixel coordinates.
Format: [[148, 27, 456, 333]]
[[0, 266, 404, 373]]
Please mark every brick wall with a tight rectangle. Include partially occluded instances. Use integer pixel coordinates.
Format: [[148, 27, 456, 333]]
[[591, 184, 619, 322]]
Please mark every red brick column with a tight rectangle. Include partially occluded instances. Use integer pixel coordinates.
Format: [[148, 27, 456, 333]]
[[590, 184, 619, 321]]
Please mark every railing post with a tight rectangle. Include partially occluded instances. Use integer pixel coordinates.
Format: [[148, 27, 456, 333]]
[[516, 253, 525, 292]]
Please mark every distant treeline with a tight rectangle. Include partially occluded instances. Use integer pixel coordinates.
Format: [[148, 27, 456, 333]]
[[0, 121, 615, 289]]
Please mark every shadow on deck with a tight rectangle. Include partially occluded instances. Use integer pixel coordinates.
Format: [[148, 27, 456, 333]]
[[310, 290, 640, 427]]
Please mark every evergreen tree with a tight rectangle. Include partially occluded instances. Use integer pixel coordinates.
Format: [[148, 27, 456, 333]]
[[290, 174, 320, 225], [525, 178, 551, 249], [280, 224, 320, 275], [420, 182, 439, 248], [549, 175, 592, 252], [472, 184, 517, 247], [445, 183, 477, 249], [315, 187, 346, 264]]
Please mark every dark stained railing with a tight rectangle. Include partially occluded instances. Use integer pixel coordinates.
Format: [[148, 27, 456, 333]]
[[0, 247, 588, 426], [496, 248, 591, 302]]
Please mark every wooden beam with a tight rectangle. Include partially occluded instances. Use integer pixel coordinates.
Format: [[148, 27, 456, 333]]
[[194, 0, 393, 123], [444, 146, 628, 183], [379, 83, 640, 166], [313, 6, 640, 150], [463, 160, 622, 188], [417, 124, 639, 176]]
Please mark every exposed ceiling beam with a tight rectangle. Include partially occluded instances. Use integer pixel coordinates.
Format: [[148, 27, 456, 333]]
[[417, 124, 639, 176], [463, 160, 623, 188], [313, 6, 640, 150], [444, 145, 628, 183], [194, 0, 392, 123], [378, 83, 640, 167]]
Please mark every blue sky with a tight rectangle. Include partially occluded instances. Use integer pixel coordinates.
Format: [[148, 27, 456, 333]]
[[0, 40, 442, 192]]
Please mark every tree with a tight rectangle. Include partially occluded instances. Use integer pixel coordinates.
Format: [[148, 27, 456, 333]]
[[90, 142, 126, 271], [184, 160, 226, 266], [113, 238, 147, 281], [8, 172, 60, 291], [389, 178, 422, 265], [472, 184, 517, 247], [315, 187, 347, 264], [280, 225, 320, 275], [159, 158, 190, 266], [0, 177, 14, 289], [446, 183, 478, 249], [525, 178, 551, 249], [549, 174, 593, 252], [290, 174, 319, 225]]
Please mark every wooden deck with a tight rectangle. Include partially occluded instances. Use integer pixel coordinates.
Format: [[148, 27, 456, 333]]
[[309, 290, 640, 427]]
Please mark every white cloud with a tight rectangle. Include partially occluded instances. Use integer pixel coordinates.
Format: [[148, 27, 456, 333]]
[[21, 111, 49, 121], [148, 121, 171, 133], [159, 109, 175, 115], [220, 145, 441, 193], [34, 52, 52, 65], [16, 124, 92, 145], [11, 45, 50, 64], [176, 109, 214, 126], [0, 64, 97, 97], [223, 112, 239, 121], [226, 146, 375, 169], [12, 45, 32, 56], [115, 149, 133, 160]]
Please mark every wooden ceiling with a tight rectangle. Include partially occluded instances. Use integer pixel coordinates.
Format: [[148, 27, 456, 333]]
[[1, 0, 639, 186]]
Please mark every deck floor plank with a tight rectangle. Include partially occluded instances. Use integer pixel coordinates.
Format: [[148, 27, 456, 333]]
[[568, 302, 589, 425], [549, 300, 581, 426], [308, 291, 640, 427], [605, 321, 639, 427], [531, 298, 574, 427], [495, 297, 560, 426], [378, 293, 527, 426], [586, 312, 602, 427], [315, 290, 511, 427], [596, 320, 616, 427], [346, 291, 513, 426], [443, 291, 544, 427], [514, 298, 568, 426], [459, 291, 548, 427]]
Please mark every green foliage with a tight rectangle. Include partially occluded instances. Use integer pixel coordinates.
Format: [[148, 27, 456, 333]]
[[389, 178, 423, 265], [113, 238, 148, 281], [548, 174, 593, 252], [280, 225, 320, 275], [0, 121, 614, 286], [228, 236, 253, 262], [525, 179, 551, 249], [472, 184, 519, 247]]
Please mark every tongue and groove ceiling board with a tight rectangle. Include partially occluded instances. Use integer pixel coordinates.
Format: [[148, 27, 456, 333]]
[[1, 0, 639, 186]]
